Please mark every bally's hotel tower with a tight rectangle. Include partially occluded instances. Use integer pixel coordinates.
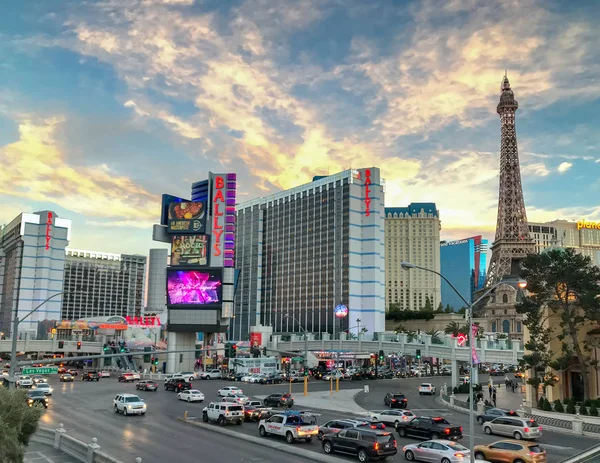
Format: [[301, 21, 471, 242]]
[[232, 168, 386, 339]]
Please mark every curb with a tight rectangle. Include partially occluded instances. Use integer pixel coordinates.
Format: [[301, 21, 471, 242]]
[[177, 417, 342, 463]]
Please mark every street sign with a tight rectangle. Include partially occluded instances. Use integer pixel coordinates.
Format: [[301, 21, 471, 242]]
[[22, 367, 58, 375], [292, 357, 303, 361]]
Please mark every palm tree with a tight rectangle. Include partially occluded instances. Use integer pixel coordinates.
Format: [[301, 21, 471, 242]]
[[444, 321, 461, 336], [425, 329, 441, 343]]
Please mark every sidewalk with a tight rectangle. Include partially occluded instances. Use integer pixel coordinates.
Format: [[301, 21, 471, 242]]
[[25, 441, 81, 463], [455, 380, 526, 411], [256, 389, 369, 415]]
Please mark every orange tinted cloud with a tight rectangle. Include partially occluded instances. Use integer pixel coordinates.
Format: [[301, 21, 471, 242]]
[[0, 116, 159, 224]]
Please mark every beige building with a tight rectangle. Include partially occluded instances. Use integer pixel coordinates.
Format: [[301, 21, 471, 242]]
[[528, 219, 600, 265], [385, 204, 441, 311], [476, 281, 525, 342]]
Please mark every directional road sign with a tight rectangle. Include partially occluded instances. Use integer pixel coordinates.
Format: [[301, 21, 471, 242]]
[[22, 367, 59, 375], [291, 357, 304, 362]]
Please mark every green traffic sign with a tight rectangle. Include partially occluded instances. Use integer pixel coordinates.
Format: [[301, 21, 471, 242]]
[[291, 357, 304, 361], [22, 367, 59, 375]]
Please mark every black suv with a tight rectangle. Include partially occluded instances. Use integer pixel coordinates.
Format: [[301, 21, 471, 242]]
[[27, 390, 49, 408], [395, 416, 463, 440], [164, 378, 192, 392], [263, 393, 294, 408], [322, 428, 397, 461], [384, 392, 408, 408], [81, 370, 100, 381]]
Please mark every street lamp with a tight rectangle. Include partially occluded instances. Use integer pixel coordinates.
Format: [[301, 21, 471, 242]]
[[283, 314, 309, 396], [400, 262, 526, 461], [8, 291, 66, 389]]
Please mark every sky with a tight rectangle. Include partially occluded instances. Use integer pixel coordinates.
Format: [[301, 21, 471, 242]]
[[1, 0, 599, 257]]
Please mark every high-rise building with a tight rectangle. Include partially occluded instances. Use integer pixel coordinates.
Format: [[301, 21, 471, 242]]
[[528, 219, 600, 265], [61, 249, 146, 320], [0, 211, 71, 338], [146, 248, 168, 315], [485, 74, 536, 286], [440, 236, 488, 310], [233, 168, 386, 340], [385, 203, 441, 311]]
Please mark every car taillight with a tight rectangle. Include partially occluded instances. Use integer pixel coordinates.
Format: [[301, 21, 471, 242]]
[[391, 399, 397, 402], [394, 441, 398, 448], [539, 426, 542, 431], [524, 427, 530, 432], [297, 427, 302, 432], [460, 427, 463, 432], [374, 443, 380, 450], [455, 454, 465, 458], [444, 428, 450, 434], [403, 399, 407, 401]]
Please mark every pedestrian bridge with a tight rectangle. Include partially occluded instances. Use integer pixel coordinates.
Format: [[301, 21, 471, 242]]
[[0, 339, 103, 355], [271, 332, 523, 365]]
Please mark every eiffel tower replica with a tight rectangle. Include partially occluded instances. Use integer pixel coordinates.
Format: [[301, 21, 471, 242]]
[[486, 73, 536, 287]]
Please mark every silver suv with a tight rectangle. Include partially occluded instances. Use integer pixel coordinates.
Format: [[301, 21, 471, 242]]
[[113, 393, 147, 416], [483, 417, 542, 440]]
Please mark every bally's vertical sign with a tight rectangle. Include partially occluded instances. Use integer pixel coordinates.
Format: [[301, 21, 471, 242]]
[[364, 169, 371, 216], [210, 173, 237, 268]]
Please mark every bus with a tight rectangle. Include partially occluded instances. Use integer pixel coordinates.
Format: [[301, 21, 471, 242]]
[[231, 357, 279, 375]]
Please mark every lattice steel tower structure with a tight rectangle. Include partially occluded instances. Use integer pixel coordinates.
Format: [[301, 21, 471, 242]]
[[486, 74, 535, 287]]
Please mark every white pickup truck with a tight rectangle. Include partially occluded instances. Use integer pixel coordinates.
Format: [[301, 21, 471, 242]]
[[258, 411, 320, 444]]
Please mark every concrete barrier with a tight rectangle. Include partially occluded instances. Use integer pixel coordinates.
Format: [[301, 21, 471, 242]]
[[31, 424, 143, 463]]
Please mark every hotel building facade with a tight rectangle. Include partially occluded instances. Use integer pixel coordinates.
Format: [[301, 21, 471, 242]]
[[0, 211, 71, 338], [385, 204, 441, 311], [61, 249, 146, 320], [528, 219, 600, 265], [232, 168, 386, 340]]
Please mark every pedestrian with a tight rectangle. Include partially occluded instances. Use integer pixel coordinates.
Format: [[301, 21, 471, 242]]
[[492, 392, 497, 407], [489, 384, 492, 397], [512, 382, 517, 393]]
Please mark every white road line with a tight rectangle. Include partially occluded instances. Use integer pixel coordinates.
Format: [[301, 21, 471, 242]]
[[539, 444, 574, 451]]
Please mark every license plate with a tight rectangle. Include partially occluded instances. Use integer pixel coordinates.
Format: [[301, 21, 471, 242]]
[[385, 443, 392, 449]]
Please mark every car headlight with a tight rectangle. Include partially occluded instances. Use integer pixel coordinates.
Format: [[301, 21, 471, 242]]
[[127, 405, 132, 409]]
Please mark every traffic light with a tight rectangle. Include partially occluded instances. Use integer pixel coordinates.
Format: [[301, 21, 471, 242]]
[[76, 341, 82, 350], [416, 349, 421, 360], [379, 350, 385, 362], [150, 357, 155, 364], [154, 358, 159, 365], [304, 368, 309, 376], [103, 344, 108, 352], [232, 344, 237, 357], [262, 347, 267, 356], [58, 341, 64, 349], [120, 346, 125, 353]]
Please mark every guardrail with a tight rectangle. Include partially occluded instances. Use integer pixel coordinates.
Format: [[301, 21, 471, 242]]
[[520, 406, 600, 437], [32, 424, 143, 463]]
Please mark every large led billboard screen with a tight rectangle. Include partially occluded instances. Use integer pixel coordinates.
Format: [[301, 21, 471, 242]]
[[166, 268, 222, 306], [171, 235, 208, 265], [167, 201, 207, 234]]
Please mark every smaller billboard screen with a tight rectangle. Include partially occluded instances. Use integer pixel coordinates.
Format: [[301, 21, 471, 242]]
[[167, 201, 207, 234], [166, 268, 222, 306], [171, 235, 208, 266]]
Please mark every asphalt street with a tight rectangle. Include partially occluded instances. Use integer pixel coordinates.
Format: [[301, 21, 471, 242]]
[[37, 373, 597, 463]]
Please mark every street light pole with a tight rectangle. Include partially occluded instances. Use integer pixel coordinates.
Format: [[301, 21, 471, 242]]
[[8, 291, 65, 389], [401, 262, 526, 462], [284, 314, 309, 396]]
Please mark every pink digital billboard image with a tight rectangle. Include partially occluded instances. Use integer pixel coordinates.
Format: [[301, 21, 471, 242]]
[[166, 269, 222, 306]]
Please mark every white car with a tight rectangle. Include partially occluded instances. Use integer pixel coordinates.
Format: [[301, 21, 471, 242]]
[[126, 372, 141, 380], [248, 374, 266, 383], [369, 409, 415, 426], [418, 383, 437, 395], [164, 373, 185, 382], [33, 383, 53, 395], [241, 373, 255, 382], [16, 376, 33, 388], [178, 371, 197, 382], [98, 371, 111, 378], [223, 393, 248, 404], [218, 386, 242, 397], [178, 389, 205, 402], [113, 393, 146, 416], [199, 369, 222, 380]]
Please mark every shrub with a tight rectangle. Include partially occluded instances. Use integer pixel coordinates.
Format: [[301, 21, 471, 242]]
[[589, 404, 598, 417], [563, 398, 570, 404], [584, 399, 592, 407], [542, 398, 552, 411], [453, 387, 459, 394], [580, 405, 588, 416], [538, 397, 545, 409], [566, 401, 576, 414], [553, 400, 564, 413]]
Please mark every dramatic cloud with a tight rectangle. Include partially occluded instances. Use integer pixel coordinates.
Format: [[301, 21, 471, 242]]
[[0, 115, 159, 226], [2, 0, 599, 253]]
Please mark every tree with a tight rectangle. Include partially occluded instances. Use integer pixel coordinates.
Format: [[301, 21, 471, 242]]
[[421, 296, 434, 312], [444, 321, 468, 337], [437, 302, 444, 312], [474, 322, 485, 341], [0, 388, 43, 462], [519, 248, 600, 400]]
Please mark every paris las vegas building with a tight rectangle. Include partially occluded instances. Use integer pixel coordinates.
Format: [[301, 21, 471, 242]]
[[232, 168, 386, 340]]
